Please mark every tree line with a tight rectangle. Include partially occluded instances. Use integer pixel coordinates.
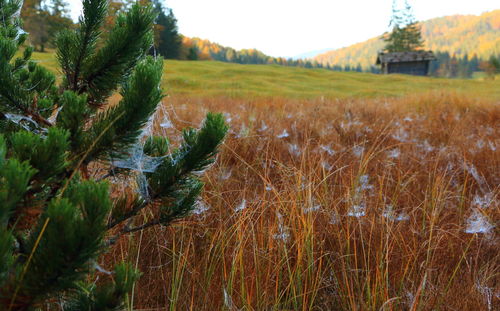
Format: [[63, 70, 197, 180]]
[[183, 35, 500, 78], [21, 0, 500, 78], [429, 52, 499, 78]]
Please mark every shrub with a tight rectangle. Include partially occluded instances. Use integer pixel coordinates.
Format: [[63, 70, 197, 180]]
[[0, 0, 227, 309]]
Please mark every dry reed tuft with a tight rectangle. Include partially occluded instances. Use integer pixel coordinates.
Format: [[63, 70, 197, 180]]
[[103, 91, 499, 310]]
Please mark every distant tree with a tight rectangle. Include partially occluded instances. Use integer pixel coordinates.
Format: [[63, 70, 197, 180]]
[[489, 55, 500, 72], [152, 0, 181, 59], [479, 61, 495, 79], [457, 54, 474, 78], [370, 65, 381, 74], [187, 47, 198, 60], [383, 0, 424, 52], [480, 55, 500, 79], [21, 0, 73, 52], [470, 54, 480, 72], [45, 0, 73, 45], [21, 0, 49, 51], [429, 51, 498, 79], [225, 48, 236, 62]]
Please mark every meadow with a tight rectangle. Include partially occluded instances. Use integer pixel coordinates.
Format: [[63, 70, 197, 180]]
[[33, 52, 500, 99], [36, 52, 500, 310]]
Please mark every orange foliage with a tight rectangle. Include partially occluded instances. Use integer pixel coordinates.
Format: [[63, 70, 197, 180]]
[[315, 10, 500, 69]]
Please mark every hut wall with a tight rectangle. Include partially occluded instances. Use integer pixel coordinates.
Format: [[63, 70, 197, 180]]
[[386, 61, 429, 76]]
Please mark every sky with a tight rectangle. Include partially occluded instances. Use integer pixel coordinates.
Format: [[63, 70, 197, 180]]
[[67, 0, 499, 58]]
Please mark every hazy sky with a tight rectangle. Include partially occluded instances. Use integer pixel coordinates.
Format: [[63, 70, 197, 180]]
[[67, 0, 499, 57]]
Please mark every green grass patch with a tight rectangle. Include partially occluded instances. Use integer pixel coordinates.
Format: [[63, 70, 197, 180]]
[[30, 51, 500, 100]]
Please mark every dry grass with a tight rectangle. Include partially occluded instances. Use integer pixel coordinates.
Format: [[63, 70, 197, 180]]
[[103, 91, 499, 310]]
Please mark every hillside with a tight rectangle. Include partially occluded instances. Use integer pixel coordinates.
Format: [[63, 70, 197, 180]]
[[181, 37, 313, 68], [314, 10, 500, 69], [32, 52, 500, 100], [182, 37, 273, 64]]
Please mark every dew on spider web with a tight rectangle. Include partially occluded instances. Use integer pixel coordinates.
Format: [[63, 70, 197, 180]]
[[192, 200, 211, 216], [234, 199, 247, 212], [277, 129, 289, 138], [273, 212, 290, 243], [288, 143, 301, 157], [320, 144, 335, 156], [387, 148, 400, 159], [465, 209, 494, 234], [382, 205, 409, 222], [4, 113, 47, 136], [347, 203, 366, 217], [219, 168, 232, 181], [258, 120, 268, 132], [304, 197, 321, 214]]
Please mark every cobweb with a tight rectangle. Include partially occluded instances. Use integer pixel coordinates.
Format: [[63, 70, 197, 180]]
[[4, 113, 48, 136], [111, 112, 165, 201]]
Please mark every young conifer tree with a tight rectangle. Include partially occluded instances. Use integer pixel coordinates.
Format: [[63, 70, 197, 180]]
[[383, 0, 424, 52], [0, 0, 227, 309]]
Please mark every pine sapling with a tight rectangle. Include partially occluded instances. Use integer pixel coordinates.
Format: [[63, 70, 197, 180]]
[[0, 0, 228, 309]]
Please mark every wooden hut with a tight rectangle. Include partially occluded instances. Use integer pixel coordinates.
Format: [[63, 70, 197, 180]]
[[376, 51, 436, 76]]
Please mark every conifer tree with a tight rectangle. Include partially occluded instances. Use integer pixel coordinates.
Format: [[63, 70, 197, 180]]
[[187, 47, 198, 60], [151, 0, 181, 59], [383, 0, 424, 52], [0, 0, 227, 309]]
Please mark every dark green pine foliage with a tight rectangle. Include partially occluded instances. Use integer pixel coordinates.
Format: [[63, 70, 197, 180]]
[[152, 0, 182, 59], [489, 55, 500, 73], [0, 0, 227, 309], [383, 0, 424, 52], [187, 47, 199, 60]]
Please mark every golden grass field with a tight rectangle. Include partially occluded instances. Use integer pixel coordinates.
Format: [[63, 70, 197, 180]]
[[35, 52, 500, 310]]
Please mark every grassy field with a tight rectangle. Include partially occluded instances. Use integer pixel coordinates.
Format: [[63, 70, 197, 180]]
[[33, 52, 500, 310], [32, 51, 500, 100]]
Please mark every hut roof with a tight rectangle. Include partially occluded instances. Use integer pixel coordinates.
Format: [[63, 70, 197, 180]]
[[376, 51, 436, 64]]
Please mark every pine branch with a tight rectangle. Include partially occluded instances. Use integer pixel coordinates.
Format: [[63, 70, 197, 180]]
[[107, 198, 147, 230], [122, 219, 161, 234], [56, 0, 108, 91], [80, 3, 156, 105], [81, 56, 163, 163], [64, 263, 140, 311], [1, 0, 227, 308]]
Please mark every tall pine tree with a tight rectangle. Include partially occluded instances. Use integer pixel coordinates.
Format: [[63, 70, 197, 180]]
[[0, 0, 227, 309], [151, 0, 181, 59], [383, 0, 424, 52]]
